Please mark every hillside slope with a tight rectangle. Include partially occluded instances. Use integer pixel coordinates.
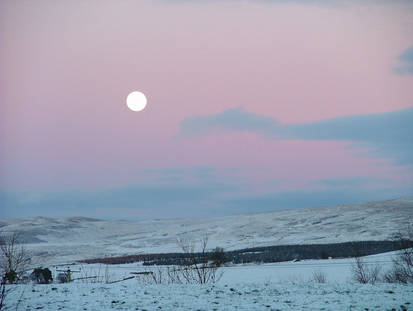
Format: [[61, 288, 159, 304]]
[[1, 198, 412, 264]]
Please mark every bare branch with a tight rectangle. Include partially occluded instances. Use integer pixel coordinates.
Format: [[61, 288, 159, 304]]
[[0, 232, 31, 284]]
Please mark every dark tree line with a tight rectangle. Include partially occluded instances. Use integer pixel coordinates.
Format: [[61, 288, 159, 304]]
[[80, 240, 407, 266]]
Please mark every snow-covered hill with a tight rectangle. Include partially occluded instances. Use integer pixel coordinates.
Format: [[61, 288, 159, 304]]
[[1, 198, 412, 265]]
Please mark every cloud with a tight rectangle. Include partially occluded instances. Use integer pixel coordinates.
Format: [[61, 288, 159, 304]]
[[224, 187, 413, 213], [162, 0, 412, 7], [395, 45, 413, 75], [2, 173, 411, 219], [181, 108, 280, 135], [0, 166, 247, 219], [315, 177, 388, 188], [180, 107, 413, 164], [0, 180, 237, 219]]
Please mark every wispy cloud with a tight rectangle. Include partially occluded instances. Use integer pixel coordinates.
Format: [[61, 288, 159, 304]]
[[395, 45, 413, 75], [161, 0, 412, 6], [181, 107, 413, 164], [224, 187, 413, 212], [1, 176, 411, 219], [181, 108, 280, 136], [0, 180, 237, 219]]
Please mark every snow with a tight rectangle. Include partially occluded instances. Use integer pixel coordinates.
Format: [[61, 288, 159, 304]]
[[4, 281, 412, 310], [3, 252, 413, 310], [2, 198, 412, 309], [221, 251, 396, 284]]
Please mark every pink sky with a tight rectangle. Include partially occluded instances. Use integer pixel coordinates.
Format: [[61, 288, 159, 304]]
[[1, 0, 412, 218]]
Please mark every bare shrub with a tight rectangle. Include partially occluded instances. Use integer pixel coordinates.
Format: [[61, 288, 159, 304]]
[[351, 256, 381, 284], [0, 278, 7, 311], [175, 235, 223, 284], [135, 267, 172, 285], [312, 270, 327, 283], [384, 226, 413, 284], [137, 235, 224, 285], [135, 235, 225, 285], [0, 232, 30, 310], [0, 232, 31, 284], [76, 264, 116, 283], [146, 267, 163, 284], [104, 265, 113, 284], [77, 265, 99, 283]]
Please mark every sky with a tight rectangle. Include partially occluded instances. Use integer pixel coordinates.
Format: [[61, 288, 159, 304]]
[[1, 0, 412, 220]]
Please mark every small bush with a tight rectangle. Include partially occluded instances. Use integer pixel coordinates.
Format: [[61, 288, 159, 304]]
[[3, 271, 17, 285], [57, 273, 68, 283], [174, 235, 224, 284], [384, 227, 413, 284], [312, 270, 327, 283], [351, 257, 381, 284], [210, 247, 229, 267], [30, 268, 53, 284]]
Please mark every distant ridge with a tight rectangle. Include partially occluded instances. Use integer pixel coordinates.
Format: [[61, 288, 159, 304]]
[[1, 197, 412, 265]]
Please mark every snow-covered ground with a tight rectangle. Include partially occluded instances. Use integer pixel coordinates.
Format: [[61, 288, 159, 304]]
[[5, 282, 412, 311], [1, 198, 412, 265], [52, 251, 395, 285], [2, 198, 412, 309], [4, 251, 413, 310], [221, 251, 395, 284]]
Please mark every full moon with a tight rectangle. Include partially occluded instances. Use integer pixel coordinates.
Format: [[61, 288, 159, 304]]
[[126, 91, 147, 112]]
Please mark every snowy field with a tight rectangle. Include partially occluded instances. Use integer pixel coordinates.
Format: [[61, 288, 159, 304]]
[[3, 251, 413, 310], [5, 282, 412, 311]]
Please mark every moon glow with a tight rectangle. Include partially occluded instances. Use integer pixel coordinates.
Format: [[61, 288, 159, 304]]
[[126, 91, 147, 112]]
